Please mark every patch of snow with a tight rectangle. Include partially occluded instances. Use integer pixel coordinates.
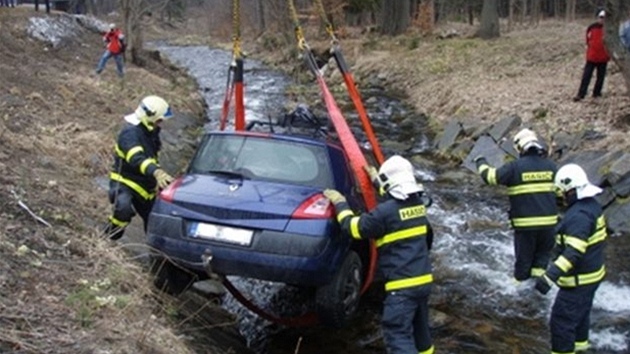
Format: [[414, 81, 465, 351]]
[[27, 14, 108, 48]]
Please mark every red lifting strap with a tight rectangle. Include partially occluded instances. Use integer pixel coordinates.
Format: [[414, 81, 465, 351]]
[[221, 276, 319, 327]]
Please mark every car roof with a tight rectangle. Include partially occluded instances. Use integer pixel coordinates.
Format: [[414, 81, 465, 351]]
[[205, 130, 344, 151]]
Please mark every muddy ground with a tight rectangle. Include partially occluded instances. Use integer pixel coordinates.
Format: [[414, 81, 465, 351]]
[[1, 4, 629, 354]]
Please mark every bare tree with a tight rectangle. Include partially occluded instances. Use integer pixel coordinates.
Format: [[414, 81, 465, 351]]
[[381, 0, 412, 36], [565, 0, 576, 21], [120, 0, 171, 66], [604, 0, 630, 94], [477, 0, 500, 39], [530, 0, 540, 25]]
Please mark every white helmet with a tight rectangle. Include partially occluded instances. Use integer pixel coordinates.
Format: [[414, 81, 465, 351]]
[[378, 155, 423, 200], [555, 163, 602, 199], [513, 128, 543, 154], [126, 95, 173, 130]]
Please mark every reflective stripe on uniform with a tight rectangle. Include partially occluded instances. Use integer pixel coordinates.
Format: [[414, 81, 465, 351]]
[[557, 266, 605, 287], [478, 164, 497, 185], [507, 182, 555, 195], [337, 210, 354, 223], [588, 216, 607, 245], [376, 225, 427, 247], [531, 267, 545, 277], [419, 345, 435, 354], [554, 255, 573, 273], [385, 273, 433, 291], [109, 215, 130, 227], [115, 144, 125, 159], [350, 216, 361, 240], [574, 340, 589, 351], [109, 172, 155, 200], [512, 215, 557, 227], [125, 146, 144, 162], [563, 235, 588, 253], [139, 158, 158, 175]]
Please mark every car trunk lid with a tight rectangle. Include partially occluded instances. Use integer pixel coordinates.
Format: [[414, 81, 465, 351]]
[[167, 174, 322, 231]]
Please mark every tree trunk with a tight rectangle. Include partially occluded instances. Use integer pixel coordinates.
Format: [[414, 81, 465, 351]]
[[565, 0, 576, 22], [477, 0, 500, 39], [468, 1, 474, 25], [530, 0, 540, 25], [257, 0, 266, 34], [380, 0, 411, 36], [508, 0, 514, 31], [605, 0, 630, 95], [417, 0, 434, 34]]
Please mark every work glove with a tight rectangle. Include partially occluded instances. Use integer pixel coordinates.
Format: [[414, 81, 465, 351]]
[[473, 155, 487, 169], [534, 274, 554, 295], [154, 168, 174, 190], [323, 189, 346, 205], [363, 165, 379, 183]]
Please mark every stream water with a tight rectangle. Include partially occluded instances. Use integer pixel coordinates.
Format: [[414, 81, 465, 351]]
[[157, 45, 630, 354]]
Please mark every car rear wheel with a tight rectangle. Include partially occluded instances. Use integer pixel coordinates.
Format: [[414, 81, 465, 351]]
[[150, 256, 197, 296], [315, 250, 363, 328]]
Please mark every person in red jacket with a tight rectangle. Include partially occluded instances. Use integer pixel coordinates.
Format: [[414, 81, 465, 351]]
[[573, 10, 610, 102], [95, 23, 125, 78]]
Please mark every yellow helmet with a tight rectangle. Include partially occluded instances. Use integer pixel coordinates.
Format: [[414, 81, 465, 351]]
[[132, 95, 173, 131]]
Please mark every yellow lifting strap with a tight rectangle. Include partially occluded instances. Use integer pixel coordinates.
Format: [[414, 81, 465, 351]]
[[287, 0, 308, 50], [314, 0, 338, 43], [231, 0, 242, 60]]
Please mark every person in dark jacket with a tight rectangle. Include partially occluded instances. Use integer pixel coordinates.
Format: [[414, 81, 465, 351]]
[[475, 128, 558, 282], [95, 23, 125, 78], [103, 95, 175, 240], [324, 155, 434, 354], [573, 10, 610, 101], [34, 0, 50, 13], [535, 163, 607, 354]]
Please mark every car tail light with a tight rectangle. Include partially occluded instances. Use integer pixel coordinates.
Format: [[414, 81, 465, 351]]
[[159, 177, 183, 203], [292, 193, 334, 219]]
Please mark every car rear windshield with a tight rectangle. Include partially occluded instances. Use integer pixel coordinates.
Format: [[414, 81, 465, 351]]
[[190, 134, 334, 189]]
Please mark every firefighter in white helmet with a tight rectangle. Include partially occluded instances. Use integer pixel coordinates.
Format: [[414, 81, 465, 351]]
[[474, 128, 558, 283], [104, 95, 175, 240], [324, 155, 434, 354], [535, 163, 607, 353]]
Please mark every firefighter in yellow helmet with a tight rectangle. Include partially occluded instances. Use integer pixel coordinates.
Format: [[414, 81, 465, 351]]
[[324, 155, 434, 354], [104, 96, 175, 240], [474, 128, 558, 282]]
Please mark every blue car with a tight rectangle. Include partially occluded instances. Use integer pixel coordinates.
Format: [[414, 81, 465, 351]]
[[147, 128, 372, 327]]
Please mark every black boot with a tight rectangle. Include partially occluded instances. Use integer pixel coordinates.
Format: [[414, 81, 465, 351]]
[[102, 223, 125, 240]]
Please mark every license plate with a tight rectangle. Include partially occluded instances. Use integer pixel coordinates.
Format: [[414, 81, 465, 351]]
[[189, 222, 253, 246]]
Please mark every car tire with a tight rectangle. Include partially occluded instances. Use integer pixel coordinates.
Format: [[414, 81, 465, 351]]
[[315, 250, 363, 328], [150, 256, 196, 296]]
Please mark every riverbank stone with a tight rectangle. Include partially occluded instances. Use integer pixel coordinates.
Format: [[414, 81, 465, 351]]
[[604, 199, 630, 235], [560, 150, 622, 186], [436, 120, 463, 151], [462, 135, 509, 173], [606, 153, 630, 185], [488, 114, 521, 142], [596, 187, 617, 208]]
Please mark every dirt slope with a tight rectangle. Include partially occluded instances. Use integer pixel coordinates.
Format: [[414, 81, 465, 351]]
[[0, 8, 234, 354], [340, 20, 630, 151]]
